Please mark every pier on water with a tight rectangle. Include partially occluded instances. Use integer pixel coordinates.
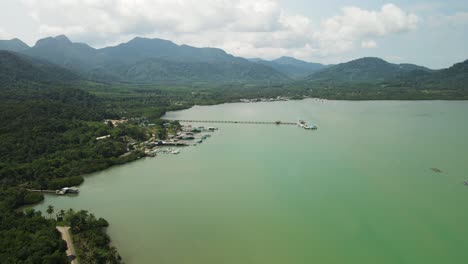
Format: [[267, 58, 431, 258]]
[[166, 119, 297, 125], [25, 189, 56, 194]]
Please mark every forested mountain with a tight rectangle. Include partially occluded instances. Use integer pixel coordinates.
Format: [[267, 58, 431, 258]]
[[10, 35, 288, 84], [417, 59, 468, 89], [22, 35, 98, 73], [100, 37, 232, 63], [305, 57, 433, 84], [0, 51, 78, 86], [251, 56, 326, 78], [0, 38, 29, 52], [389, 59, 468, 90], [1, 35, 466, 91]]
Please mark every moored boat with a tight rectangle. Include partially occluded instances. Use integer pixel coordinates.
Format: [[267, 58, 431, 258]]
[[297, 119, 318, 130], [56, 187, 79, 195]]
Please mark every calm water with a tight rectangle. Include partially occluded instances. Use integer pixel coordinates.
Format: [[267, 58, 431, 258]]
[[34, 100, 468, 264]]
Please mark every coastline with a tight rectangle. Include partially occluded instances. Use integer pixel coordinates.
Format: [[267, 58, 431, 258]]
[[24, 97, 467, 201], [29, 100, 468, 264]]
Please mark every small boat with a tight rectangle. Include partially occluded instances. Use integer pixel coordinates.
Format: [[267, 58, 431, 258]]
[[464, 181, 468, 186], [297, 119, 318, 130], [304, 125, 318, 130], [171, 150, 180, 154], [56, 187, 79, 195]]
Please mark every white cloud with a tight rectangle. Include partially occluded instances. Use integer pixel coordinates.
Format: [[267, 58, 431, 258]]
[[314, 4, 419, 55], [39, 25, 86, 36], [0, 28, 11, 39], [361, 40, 377, 48], [20, 1, 419, 63]]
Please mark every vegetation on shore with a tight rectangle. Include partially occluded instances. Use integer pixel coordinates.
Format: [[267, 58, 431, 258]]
[[58, 208, 123, 264], [0, 194, 121, 264], [0, 195, 69, 263]]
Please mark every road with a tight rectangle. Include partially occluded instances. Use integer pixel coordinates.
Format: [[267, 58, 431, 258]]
[[56, 226, 78, 264]]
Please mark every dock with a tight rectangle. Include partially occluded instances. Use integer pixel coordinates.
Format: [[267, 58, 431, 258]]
[[25, 187, 79, 195], [26, 189, 57, 194], [166, 119, 297, 125]]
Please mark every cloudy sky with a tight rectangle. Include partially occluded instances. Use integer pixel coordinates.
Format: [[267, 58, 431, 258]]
[[0, 0, 467, 68]]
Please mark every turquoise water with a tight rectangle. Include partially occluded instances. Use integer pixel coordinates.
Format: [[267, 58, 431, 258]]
[[34, 100, 468, 263]]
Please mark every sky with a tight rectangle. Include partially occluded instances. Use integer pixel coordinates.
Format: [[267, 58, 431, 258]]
[[0, 0, 467, 69]]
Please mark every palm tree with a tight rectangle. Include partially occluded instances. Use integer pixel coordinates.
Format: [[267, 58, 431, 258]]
[[57, 209, 66, 221], [46, 205, 54, 219]]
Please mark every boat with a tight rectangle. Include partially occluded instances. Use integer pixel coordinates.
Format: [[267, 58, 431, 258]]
[[464, 181, 468, 186], [297, 119, 318, 130], [304, 125, 318, 130], [171, 150, 180, 154], [181, 135, 195, 140], [56, 187, 79, 195]]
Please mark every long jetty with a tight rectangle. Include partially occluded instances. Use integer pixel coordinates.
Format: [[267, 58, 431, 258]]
[[26, 189, 56, 194], [166, 119, 296, 125]]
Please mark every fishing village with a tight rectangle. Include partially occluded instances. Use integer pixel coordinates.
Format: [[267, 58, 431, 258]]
[[23, 118, 318, 197]]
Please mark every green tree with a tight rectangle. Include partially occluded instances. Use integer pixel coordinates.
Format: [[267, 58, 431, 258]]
[[57, 209, 66, 221], [46, 205, 54, 219]]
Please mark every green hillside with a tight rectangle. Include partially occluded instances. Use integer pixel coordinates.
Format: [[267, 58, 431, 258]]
[[21, 36, 288, 84], [251, 56, 326, 78], [0, 51, 78, 86], [306, 57, 432, 84]]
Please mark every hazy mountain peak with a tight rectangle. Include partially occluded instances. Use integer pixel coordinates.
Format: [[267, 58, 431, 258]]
[[126, 37, 177, 46], [348, 57, 389, 64], [55, 35, 72, 43], [0, 38, 30, 52], [35, 35, 72, 47], [274, 56, 304, 64], [10, 38, 27, 44]]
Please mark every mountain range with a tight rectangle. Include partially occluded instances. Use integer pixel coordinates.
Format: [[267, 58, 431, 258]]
[[0, 35, 467, 91], [249, 56, 327, 78], [1, 35, 290, 84], [305, 57, 433, 84]]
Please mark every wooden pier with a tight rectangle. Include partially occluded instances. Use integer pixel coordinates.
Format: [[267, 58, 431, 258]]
[[26, 189, 57, 194], [166, 119, 296, 125]]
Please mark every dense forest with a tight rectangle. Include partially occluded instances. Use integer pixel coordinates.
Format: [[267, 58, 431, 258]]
[[0, 52, 153, 263], [59, 209, 123, 264], [0, 190, 69, 263]]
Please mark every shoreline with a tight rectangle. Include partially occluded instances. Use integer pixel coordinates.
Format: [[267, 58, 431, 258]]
[[25, 98, 468, 201]]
